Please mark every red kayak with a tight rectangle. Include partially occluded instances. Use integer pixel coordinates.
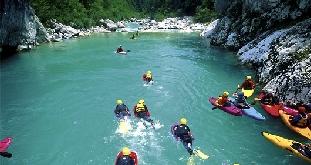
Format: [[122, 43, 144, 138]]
[[258, 92, 281, 117], [0, 137, 12, 152], [260, 104, 281, 117], [114, 151, 138, 165], [258, 92, 298, 117]]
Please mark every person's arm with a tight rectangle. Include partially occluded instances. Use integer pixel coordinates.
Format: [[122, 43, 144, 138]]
[[144, 105, 149, 112], [251, 80, 256, 89], [125, 106, 131, 116], [114, 106, 119, 114]]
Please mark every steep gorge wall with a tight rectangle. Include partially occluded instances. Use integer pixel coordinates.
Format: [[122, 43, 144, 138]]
[[209, 0, 311, 103], [0, 0, 49, 56]]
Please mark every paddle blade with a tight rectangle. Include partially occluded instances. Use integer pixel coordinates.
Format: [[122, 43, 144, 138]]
[[187, 155, 195, 165], [0, 152, 12, 158], [193, 149, 209, 160]]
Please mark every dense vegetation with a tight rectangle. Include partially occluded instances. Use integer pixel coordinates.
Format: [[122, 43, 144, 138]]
[[30, 0, 217, 28]]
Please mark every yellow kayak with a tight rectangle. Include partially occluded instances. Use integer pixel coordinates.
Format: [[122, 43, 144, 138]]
[[241, 88, 254, 97], [262, 132, 311, 163], [279, 110, 311, 140]]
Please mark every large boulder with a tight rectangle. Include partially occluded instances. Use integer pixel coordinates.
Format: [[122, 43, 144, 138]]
[[0, 0, 49, 54], [100, 19, 117, 31]]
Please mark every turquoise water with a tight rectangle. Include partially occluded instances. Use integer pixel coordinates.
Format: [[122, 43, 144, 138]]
[[0, 33, 309, 165]]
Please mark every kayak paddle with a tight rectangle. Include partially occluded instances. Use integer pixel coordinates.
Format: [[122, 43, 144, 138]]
[[0, 152, 12, 158]]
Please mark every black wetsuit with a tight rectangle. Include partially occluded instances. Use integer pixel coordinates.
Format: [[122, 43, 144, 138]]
[[174, 124, 193, 155], [115, 104, 130, 119], [292, 143, 311, 159], [116, 155, 135, 165]]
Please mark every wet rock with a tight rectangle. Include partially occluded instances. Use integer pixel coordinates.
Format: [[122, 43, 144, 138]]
[[0, 0, 49, 53]]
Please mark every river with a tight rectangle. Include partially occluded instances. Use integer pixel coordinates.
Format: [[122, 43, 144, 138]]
[[0, 32, 309, 165]]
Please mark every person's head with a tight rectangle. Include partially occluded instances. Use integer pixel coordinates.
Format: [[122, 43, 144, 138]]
[[298, 106, 306, 113], [246, 76, 251, 80], [223, 91, 229, 97], [138, 99, 145, 105], [180, 118, 187, 125], [122, 147, 131, 156], [119, 45, 122, 48], [267, 93, 273, 97], [147, 70, 152, 74], [116, 99, 123, 105]]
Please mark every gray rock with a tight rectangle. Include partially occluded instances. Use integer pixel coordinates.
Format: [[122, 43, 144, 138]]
[[211, 0, 311, 104], [0, 0, 49, 51]]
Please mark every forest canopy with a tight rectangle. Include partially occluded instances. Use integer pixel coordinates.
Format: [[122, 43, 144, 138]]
[[30, 0, 217, 28]]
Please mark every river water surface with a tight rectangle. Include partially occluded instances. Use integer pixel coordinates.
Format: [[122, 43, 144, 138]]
[[0, 33, 309, 165]]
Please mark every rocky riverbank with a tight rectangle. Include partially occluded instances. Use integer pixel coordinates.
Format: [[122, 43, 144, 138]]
[[47, 17, 207, 42], [1, 5, 207, 55], [201, 0, 311, 104]]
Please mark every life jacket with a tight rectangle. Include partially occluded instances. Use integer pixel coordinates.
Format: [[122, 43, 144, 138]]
[[146, 73, 152, 79], [217, 96, 228, 106], [242, 80, 255, 90], [116, 155, 134, 165], [135, 103, 146, 113]]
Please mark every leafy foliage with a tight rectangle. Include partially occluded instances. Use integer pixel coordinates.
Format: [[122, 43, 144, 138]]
[[30, 0, 217, 28]]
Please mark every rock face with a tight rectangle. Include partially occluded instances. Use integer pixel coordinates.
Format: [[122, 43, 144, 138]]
[[100, 19, 118, 31], [0, 0, 49, 53], [210, 0, 311, 103], [211, 0, 311, 50]]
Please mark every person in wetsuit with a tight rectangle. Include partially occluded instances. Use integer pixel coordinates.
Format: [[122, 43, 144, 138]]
[[173, 118, 194, 155], [114, 99, 131, 119]]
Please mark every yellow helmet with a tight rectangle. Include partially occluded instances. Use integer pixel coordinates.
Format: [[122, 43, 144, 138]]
[[122, 147, 130, 156], [138, 99, 144, 104], [246, 76, 251, 80], [116, 99, 123, 105], [146, 73, 152, 78], [147, 70, 152, 74], [180, 118, 187, 125], [223, 91, 229, 96]]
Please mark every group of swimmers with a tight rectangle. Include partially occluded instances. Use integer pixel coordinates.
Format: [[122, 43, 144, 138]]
[[114, 70, 198, 164]]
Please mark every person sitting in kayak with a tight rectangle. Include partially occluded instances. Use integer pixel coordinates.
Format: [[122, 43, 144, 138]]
[[216, 91, 230, 107], [116, 45, 124, 53], [289, 106, 310, 128], [115, 147, 137, 165], [239, 76, 255, 90], [292, 142, 311, 159], [130, 34, 135, 40], [142, 70, 153, 83], [133, 99, 154, 126], [173, 118, 194, 155], [233, 92, 248, 108], [260, 92, 280, 105], [114, 99, 131, 119]]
